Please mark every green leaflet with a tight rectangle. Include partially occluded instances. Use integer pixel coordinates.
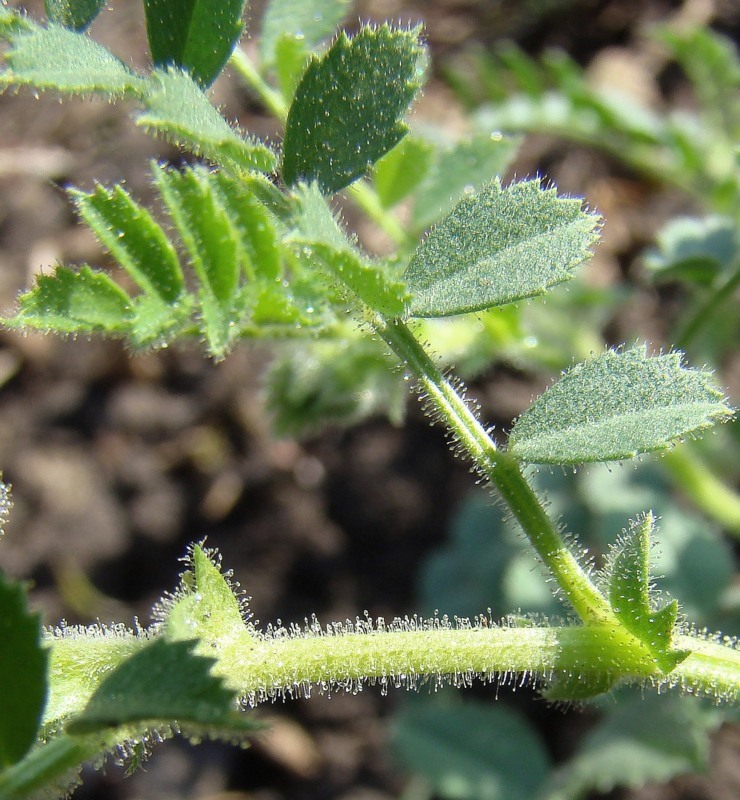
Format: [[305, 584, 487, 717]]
[[0, 536, 49, 767], [282, 24, 425, 194], [260, 0, 351, 68], [287, 184, 408, 317], [71, 184, 184, 303], [154, 165, 242, 358], [45, 0, 105, 31], [0, 20, 144, 96], [138, 68, 277, 175], [604, 514, 687, 673], [4, 265, 132, 333], [143, 0, 246, 88], [405, 179, 600, 317], [508, 346, 733, 464], [66, 639, 254, 735]]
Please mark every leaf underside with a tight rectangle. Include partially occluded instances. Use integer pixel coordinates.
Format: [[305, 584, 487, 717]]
[[0, 21, 143, 95], [508, 346, 733, 464], [404, 178, 600, 317]]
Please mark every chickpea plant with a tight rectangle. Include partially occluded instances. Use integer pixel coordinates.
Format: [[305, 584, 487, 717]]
[[0, 1, 737, 798]]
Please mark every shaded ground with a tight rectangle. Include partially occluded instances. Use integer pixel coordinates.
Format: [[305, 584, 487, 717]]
[[0, 1, 738, 799]]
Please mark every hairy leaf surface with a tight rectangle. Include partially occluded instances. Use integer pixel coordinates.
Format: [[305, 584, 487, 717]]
[[144, 0, 246, 87], [0, 21, 143, 95], [410, 132, 521, 232], [282, 24, 424, 194], [405, 179, 599, 317], [4, 266, 133, 333], [71, 184, 184, 303], [138, 69, 277, 174], [508, 346, 733, 464]]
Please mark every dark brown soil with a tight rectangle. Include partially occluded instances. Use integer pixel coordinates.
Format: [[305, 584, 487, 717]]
[[0, 1, 738, 799]]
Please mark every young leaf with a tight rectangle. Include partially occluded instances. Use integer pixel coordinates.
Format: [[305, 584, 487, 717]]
[[3, 265, 133, 333], [0, 567, 49, 768], [66, 639, 254, 734], [70, 184, 185, 303], [211, 171, 281, 282], [45, 0, 105, 31], [138, 68, 277, 175], [508, 346, 734, 464], [260, 0, 351, 68], [282, 24, 425, 194], [404, 179, 600, 317], [143, 0, 246, 88], [154, 165, 241, 358], [605, 514, 687, 673], [0, 22, 144, 95]]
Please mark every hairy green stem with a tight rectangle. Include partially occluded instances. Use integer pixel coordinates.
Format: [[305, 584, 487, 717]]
[[376, 317, 613, 625]]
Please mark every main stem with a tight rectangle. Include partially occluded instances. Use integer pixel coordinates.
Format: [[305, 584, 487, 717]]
[[375, 316, 613, 626]]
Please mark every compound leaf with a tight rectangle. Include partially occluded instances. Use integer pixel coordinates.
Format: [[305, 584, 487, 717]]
[[0, 21, 143, 95], [143, 0, 246, 87], [4, 265, 132, 333], [508, 346, 733, 464], [260, 0, 351, 68], [211, 171, 281, 282], [154, 165, 242, 358], [45, 0, 105, 31], [67, 638, 255, 735], [0, 559, 49, 767], [282, 24, 425, 194], [138, 68, 277, 175], [405, 178, 599, 317], [71, 184, 184, 303]]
